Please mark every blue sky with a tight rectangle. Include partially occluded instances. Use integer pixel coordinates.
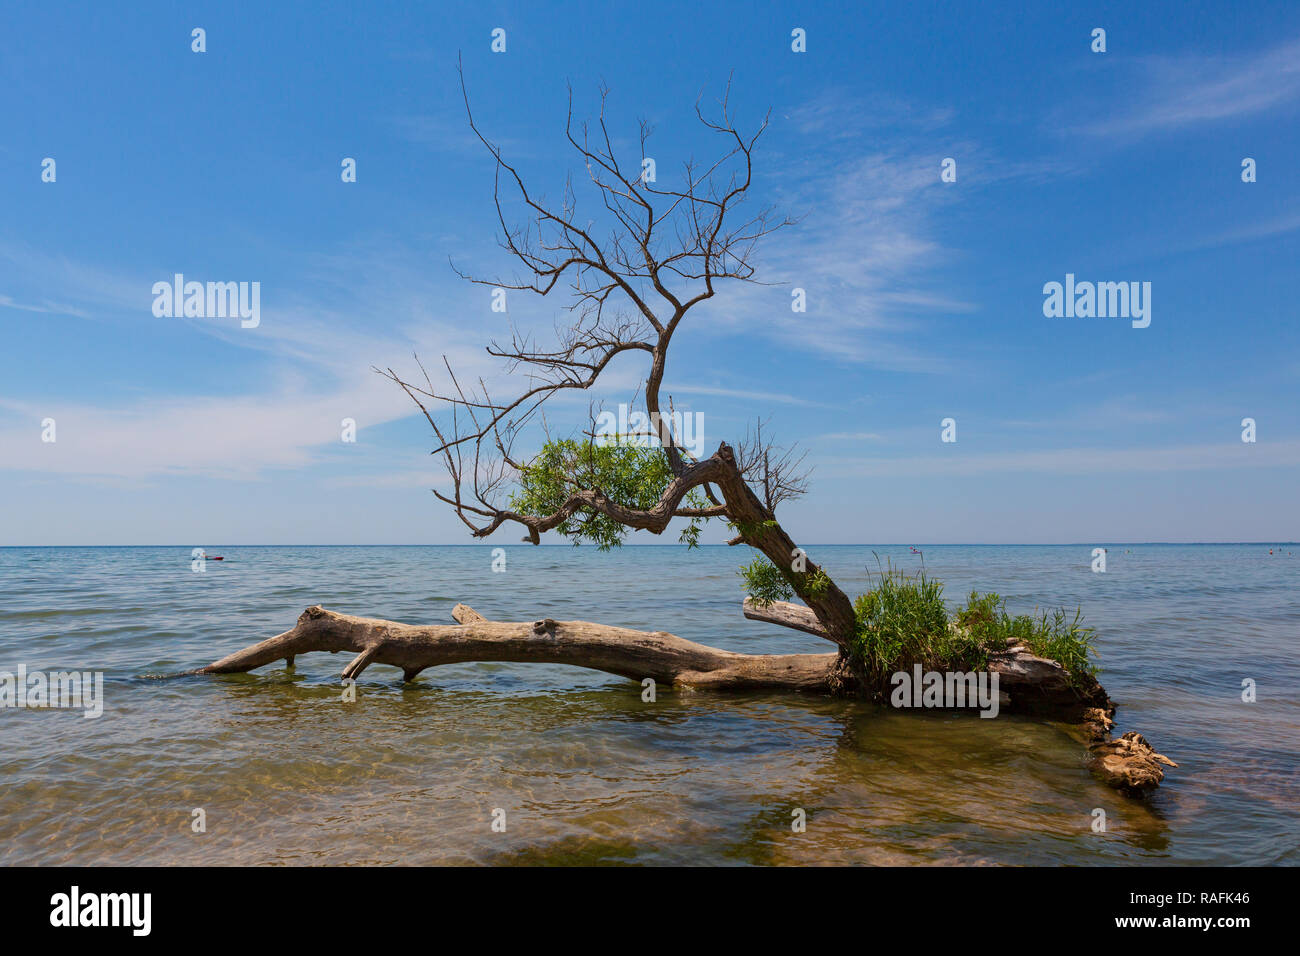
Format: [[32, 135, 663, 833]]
[[2, 0, 1298, 545]]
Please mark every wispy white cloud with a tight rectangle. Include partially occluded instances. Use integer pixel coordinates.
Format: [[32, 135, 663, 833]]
[[688, 91, 1045, 371], [814, 431, 884, 442], [823, 439, 1300, 478], [786, 89, 956, 138], [0, 294, 90, 318], [0, 234, 682, 480], [1080, 36, 1300, 138], [0, 241, 150, 316], [321, 469, 453, 490], [995, 398, 1176, 431], [696, 147, 962, 370], [1182, 207, 1300, 253], [0, 242, 508, 479], [663, 383, 834, 408], [0, 377, 411, 480]]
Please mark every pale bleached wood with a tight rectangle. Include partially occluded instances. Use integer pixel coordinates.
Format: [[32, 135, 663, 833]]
[[742, 598, 833, 641], [198, 605, 837, 692], [451, 603, 487, 624]]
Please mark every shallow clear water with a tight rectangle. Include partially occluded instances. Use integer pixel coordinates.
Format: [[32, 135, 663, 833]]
[[0, 544, 1296, 865]]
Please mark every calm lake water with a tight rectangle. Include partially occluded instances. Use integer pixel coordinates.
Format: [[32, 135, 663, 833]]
[[0, 544, 1296, 866]]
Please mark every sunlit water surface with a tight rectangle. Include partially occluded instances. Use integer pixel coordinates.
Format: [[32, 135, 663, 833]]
[[1, 544, 1296, 865]]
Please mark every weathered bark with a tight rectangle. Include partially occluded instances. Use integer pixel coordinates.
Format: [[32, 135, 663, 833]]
[[709, 447, 860, 646], [742, 597, 839, 641]]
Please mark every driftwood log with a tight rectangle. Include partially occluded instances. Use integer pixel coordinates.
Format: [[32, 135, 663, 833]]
[[200, 603, 835, 692], [196, 599, 1175, 795]]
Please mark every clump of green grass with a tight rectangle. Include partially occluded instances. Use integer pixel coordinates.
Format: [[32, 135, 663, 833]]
[[953, 590, 1002, 638], [847, 568, 1100, 688], [851, 568, 987, 681], [738, 556, 1101, 689], [952, 589, 1100, 684]]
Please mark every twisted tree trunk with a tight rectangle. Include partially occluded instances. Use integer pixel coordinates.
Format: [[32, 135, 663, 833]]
[[712, 446, 859, 646]]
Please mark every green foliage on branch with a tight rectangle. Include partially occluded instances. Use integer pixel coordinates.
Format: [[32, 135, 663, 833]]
[[509, 438, 711, 551], [804, 567, 832, 598], [738, 556, 795, 607], [728, 517, 778, 539]]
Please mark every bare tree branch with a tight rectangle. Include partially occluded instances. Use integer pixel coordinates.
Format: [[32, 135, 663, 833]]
[[382, 65, 856, 644]]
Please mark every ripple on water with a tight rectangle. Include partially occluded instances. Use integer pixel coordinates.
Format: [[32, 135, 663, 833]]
[[0, 544, 1297, 865]]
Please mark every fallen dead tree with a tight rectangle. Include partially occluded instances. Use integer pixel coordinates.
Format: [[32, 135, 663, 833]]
[[197, 600, 1175, 795], [199, 603, 835, 692]]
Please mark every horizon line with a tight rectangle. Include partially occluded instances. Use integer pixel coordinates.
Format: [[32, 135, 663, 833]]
[[2, 542, 1297, 549]]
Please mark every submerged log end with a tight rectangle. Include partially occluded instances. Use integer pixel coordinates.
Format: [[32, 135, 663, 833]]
[[983, 646, 1176, 796], [1087, 731, 1178, 795], [1080, 705, 1116, 739]]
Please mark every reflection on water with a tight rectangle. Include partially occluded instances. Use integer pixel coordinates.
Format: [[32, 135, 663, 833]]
[[0, 544, 1296, 865]]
